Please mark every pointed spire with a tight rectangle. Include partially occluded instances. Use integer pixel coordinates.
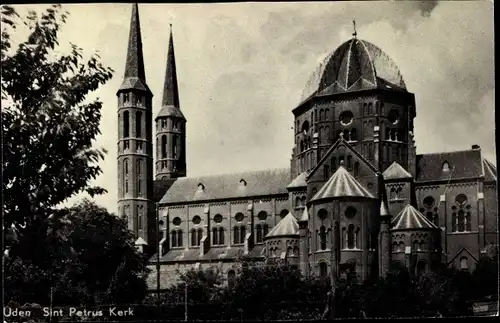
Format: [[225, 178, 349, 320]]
[[380, 201, 390, 217], [352, 19, 357, 38], [162, 24, 180, 107], [119, 4, 150, 94], [124, 4, 145, 80]]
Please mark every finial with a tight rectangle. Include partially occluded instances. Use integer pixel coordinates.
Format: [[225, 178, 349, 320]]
[[339, 132, 344, 139], [340, 159, 345, 166], [169, 23, 172, 28], [352, 19, 357, 38]]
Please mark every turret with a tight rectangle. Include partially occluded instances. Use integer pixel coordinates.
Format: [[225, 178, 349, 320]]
[[155, 25, 187, 180]]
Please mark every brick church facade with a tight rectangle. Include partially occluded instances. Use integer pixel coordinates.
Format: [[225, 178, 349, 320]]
[[116, 5, 498, 289]]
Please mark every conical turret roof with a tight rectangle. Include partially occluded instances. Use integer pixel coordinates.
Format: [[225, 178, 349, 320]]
[[382, 161, 412, 180], [311, 166, 375, 202], [265, 212, 299, 238], [391, 204, 438, 230], [299, 207, 309, 222]]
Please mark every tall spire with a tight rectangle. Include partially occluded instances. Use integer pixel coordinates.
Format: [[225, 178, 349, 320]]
[[119, 3, 150, 94], [125, 4, 145, 80], [162, 24, 180, 107]]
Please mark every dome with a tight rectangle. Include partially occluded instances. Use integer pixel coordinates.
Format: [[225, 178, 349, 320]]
[[300, 38, 407, 102]]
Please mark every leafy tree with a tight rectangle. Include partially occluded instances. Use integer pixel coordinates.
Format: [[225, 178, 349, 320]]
[[4, 200, 150, 306], [1, 4, 113, 251], [471, 248, 499, 300]]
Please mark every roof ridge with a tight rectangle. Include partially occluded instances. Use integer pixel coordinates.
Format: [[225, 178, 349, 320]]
[[417, 148, 480, 156], [183, 168, 290, 181]]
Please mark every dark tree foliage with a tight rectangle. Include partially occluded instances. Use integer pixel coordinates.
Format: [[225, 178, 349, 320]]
[[4, 200, 150, 306], [1, 4, 113, 250]]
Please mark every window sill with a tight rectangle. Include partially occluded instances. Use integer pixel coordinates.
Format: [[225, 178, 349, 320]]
[[450, 231, 476, 234], [341, 248, 362, 252]]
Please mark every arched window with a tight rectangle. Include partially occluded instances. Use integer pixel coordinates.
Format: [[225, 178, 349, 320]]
[[301, 120, 310, 134], [171, 231, 177, 247], [331, 157, 337, 171], [295, 196, 301, 208], [342, 227, 346, 249], [398, 241, 404, 252], [392, 242, 398, 252], [219, 227, 225, 245], [347, 224, 355, 249], [240, 226, 246, 244], [319, 109, 325, 121], [136, 111, 142, 137], [324, 165, 329, 181], [346, 155, 352, 170], [161, 135, 167, 159], [460, 257, 468, 271], [263, 223, 269, 237], [125, 179, 128, 194], [416, 261, 426, 276], [227, 270, 236, 289], [137, 179, 142, 196], [367, 103, 373, 115], [442, 162, 450, 172], [353, 162, 360, 177], [173, 135, 178, 159], [234, 227, 240, 244], [325, 108, 330, 120], [123, 111, 130, 138], [343, 129, 350, 141], [256, 224, 262, 243], [368, 143, 374, 159], [413, 240, 419, 251], [124, 159, 129, 175], [457, 210, 465, 232], [212, 228, 219, 245], [280, 209, 289, 219], [300, 140, 304, 152], [452, 210, 457, 232], [466, 211, 471, 231], [319, 226, 327, 250], [136, 160, 143, 175], [319, 262, 328, 278]]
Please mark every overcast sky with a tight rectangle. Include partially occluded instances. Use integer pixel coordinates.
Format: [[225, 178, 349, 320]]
[[11, 1, 495, 214]]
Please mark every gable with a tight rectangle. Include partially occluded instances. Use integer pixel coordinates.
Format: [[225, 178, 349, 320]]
[[447, 247, 478, 268], [307, 138, 378, 183]]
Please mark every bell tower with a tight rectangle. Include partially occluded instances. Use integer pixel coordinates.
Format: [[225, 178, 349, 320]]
[[155, 25, 187, 180], [117, 4, 155, 249]]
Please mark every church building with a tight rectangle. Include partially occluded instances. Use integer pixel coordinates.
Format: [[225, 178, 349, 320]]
[[116, 4, 498, 289]]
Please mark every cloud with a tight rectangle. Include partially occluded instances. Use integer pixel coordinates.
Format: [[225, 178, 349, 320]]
[[8, 2, 494, 214]]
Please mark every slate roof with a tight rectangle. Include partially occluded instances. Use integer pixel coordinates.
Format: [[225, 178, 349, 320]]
[[391, 204, 438, 230], [300, 37, 407, 102], [311, 166, 375, 202], [383, 161, 412, 180], [155, 246, 246, 262], [156, 105, 186, 120], [153, 179, 177, 202], [380, 201, 390, 216], [287, 171, 308, 189], [415, 149, 483, 182], [483, 159, 497, 182], [159, 168, 290, 204], [265, 212, 299, 238]]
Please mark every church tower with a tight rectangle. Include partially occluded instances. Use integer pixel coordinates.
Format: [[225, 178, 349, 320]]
[[117, 4, 155, 250], [155, 26, 187, 180]]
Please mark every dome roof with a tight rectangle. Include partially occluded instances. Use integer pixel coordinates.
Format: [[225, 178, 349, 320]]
[[301, 38, 407, 102]]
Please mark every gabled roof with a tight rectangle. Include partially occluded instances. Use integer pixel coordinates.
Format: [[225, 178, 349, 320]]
[[159, 168, 290, 204], [483, 159, 497, 182], [299, 207, 309, 222], [265, 212, 299, 239], [447, 247, 479, 266], [311, 166, 375, 202], [287, 171, 308, 189], [306, 136, 378, 180], [153, 179, 177, 202], [415, 149, 482, 182], [391, 204, 438, 230], [383, 161, 412, 180]]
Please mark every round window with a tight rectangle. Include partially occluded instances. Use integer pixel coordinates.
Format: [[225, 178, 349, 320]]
[[455, 194, 467, 206], [367, 183, 373, 189], [387, 109, 400, 125], [423, 196, 435, 208], [339, 111, 354, 126], [192, 215, 201, 225], [258, 211, 268, 221], [214, 214, 223, 223], [235, 213, 244, 222], [172, 217, 181, 226], [345, 206, 357, 219]]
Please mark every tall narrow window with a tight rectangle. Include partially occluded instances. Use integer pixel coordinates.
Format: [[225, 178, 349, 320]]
[[331, 157, 337, 171], [319, 262, 328, 278], [137, 179, 142, 196], [341, 227, 346, 249], [353, 162, 360, 177], [161, 135, 167, 159], [240, 226, 246, 244], [347, 155, 352, 170], [347, 225, 355, 249], [234, 227, 240, 244], [452, 211, 457, 232], [212, 228, 219, 245], [136, 111, 142, 137], [228, 270, 236, 289], [191, 229, 197, 246], [263, 224, 269, 237], [457, 210, 465, 232], [137, 160, 143, 175], [137, 212, 142, 230], [324, 165, 329, 181], [350, 128, 357, 141], [319, 226, 327, 250], [460, 257, 468, 271], [219, 227, 225, 245], [124, 159, 129, 175], [343, 129, 350, 141], [177, 230, 183, 247], [125, 179, 128, 194], [173, 135, 178, 159], [197, 229, 203, 246], [368, 143, 374, 159], [171, 231, 177, 247], [123, 111, 130, 138], [256, 224, 263, 243], [466, 212, 471, 231]]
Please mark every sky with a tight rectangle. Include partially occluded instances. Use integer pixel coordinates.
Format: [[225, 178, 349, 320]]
[[9, 1, 495, 214]]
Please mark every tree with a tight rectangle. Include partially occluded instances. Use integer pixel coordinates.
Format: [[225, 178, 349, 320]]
[[471, 247, 499, 300], [1, 4, 113, 250], [4, 200, 150, 306]]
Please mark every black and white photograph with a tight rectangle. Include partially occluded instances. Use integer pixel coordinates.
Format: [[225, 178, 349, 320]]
[[2, 1, 498, 321]]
